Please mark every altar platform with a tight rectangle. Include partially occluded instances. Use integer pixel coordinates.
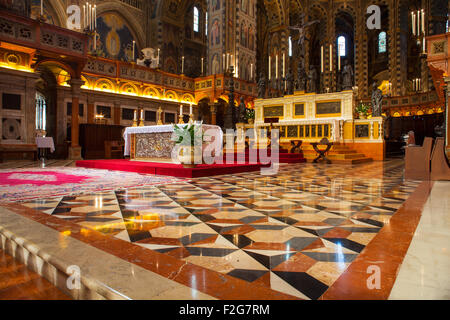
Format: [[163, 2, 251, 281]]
[[76, 159, 267, 178]]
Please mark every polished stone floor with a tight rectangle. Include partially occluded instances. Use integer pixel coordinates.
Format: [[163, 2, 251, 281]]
[[0, 159, 449, 299]]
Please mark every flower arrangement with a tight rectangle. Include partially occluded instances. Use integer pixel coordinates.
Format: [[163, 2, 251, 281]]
[[356, 103, 370, 118], [245, 108, 255, 123]]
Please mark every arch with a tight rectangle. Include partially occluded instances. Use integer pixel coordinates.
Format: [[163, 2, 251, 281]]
[[164, 90, 179, 101], [120, 82, 139, 95], [94, 78, 116, 92], [35, 60, 76, 78], [181, 93, 195, 103], [143, 86, 160, 98]]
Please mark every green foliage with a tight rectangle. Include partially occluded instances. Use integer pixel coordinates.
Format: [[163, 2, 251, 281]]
[[356, 103, 370, 115], [172, 124, 203, 146]]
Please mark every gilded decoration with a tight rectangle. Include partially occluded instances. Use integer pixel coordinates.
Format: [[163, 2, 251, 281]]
[[135, 132, 174, 160]]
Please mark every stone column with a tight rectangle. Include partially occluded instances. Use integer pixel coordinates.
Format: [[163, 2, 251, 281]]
[[87, 95, 95, 124], [210, 103, 217, 125], [68, 79, 84, 160], [114, 101, 121, 125]]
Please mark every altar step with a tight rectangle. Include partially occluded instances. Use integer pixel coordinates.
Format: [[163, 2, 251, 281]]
[[223, 150, 306, 164], [301, 143, 373, 164]]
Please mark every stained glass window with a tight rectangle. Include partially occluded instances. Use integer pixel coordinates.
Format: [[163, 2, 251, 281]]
[[338, 36, 346, 56], [378, 31, 387, 53], [193, 7, 199, 32]]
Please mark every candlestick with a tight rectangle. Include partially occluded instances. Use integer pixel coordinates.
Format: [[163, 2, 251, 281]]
[[412, 12, 415, 35], [133, 110, 138, 127], [223, 54, 226, 71], [423, 37, 426, 53], [189, 103, 193, 115], [157, 48, 160, 67], [132, 41, 135, 61], [250, 63, 253, 80]]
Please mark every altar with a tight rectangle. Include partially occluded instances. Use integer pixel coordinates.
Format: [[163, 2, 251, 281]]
[[124, 124, 223, 162]]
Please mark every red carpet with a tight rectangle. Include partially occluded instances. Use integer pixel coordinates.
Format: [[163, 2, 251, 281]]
[[76, 159, 268, 178]]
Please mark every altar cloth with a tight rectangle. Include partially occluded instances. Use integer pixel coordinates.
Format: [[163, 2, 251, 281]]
[[123, 124, 223, 156]]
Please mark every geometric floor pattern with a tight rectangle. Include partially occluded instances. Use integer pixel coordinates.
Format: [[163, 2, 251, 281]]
[[21, 160, 420, 300]]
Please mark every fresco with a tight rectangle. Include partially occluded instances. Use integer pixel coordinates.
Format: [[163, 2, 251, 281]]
[[95, 13, 137, 62]]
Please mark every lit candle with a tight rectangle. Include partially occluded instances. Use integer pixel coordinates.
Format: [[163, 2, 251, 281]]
[[423, 37, 426, 53], [282, 53, 285, 78], [412, 11, 416, 35], [89, 4, 92, 30], [94, 5, 97, 29], [223, 54, 226, 70], [250, 63, 253, 80], [189, 103, 193, 115], [83, 5, 86, 28], [417, 10, 420, 36], [141, 109, 144, 120], [421, 9, 425, 34], [134, 109, 137, 121], [338, 50, 341, 71], [132, 41, 135, 61], [41, 0, 43, 15], [157, 48, 160, 66], [180, 104, 183, 116], [201, 57, 204, 75], [226, 53, 229, 69], [268, 55, 271, 80], [182, 56, 185, 74]]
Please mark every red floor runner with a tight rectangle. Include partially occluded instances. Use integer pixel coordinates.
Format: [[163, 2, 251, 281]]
[[76, 159, 268, 178]]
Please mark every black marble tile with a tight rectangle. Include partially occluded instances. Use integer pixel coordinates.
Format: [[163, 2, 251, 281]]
[[273, 271, 329, 300], [227, 269, 268, 282]]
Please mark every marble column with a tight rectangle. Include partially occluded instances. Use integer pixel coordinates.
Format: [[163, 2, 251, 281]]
[[210, 103, 217, 125], [68, 79, 84, 160]]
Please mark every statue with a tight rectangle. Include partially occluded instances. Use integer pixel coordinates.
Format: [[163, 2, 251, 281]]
[[296, 57, 306, 92], [307, 65, 318, 93], [289, 14, 320, 48], [257, 73, 266, 98], [371, 82, 383, 117], [286, 69, 294, 95], [342, 61, 354, 91], [238, 97, 246, 123]]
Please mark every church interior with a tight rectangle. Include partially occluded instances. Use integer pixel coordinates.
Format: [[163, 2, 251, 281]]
[[0, 0, 449, 302]]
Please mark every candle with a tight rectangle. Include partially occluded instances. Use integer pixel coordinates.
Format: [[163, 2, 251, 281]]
[[94, 5, 97, 29], [94, 32, 96, 50], [321, 46, 324, 73], [226, 53, 229, 69], [423, 37, 426, 53], [250, 63, 253, 80], [182, 56, 185, 73], [282, 53, 285, 78], [201, 57, 204, 74], [41, 0, 43, 15], [329, 44, 333, 71], [132, 41, 135, 61], [268, 56, 271, 80], [417, 10, 420, 35], [89, 4, 92, 30], [83, 5, 86, 28], [276, 54, 278, 79], [421, 9, 425, 34], [338, 50, 341, 71], [140, 109, 144, 121], [134, 109, 137, 121], [157, 48, 160, 66], [223, 54, 226, 70], [189, 103, 193, 115], [180, 104, 183, 116]]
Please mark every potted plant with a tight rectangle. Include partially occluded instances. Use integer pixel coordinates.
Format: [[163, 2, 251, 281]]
[[356, 103, 370, 119], [172, 123, 203, 168], [245, 108, 255, 124]]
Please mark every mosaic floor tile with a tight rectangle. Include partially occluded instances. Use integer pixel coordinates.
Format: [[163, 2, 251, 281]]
[[18, 159, 422, 299]]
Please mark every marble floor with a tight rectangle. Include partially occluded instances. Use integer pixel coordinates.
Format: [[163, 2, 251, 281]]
[[0, 159, 449, 300]]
